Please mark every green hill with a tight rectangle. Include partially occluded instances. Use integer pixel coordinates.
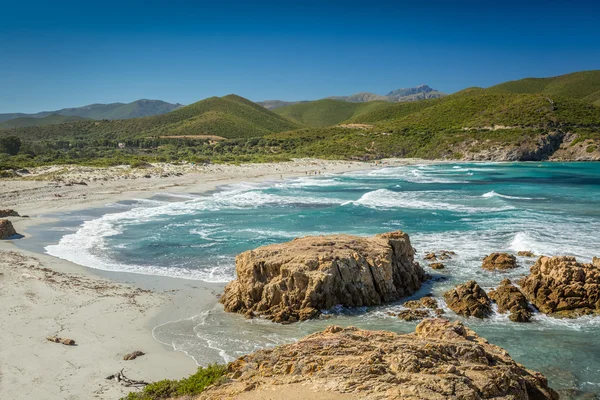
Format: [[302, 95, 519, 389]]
[[0, 114, 89, 129], [1, 94, 301, 141], [273, 99, 390, 127], [267, 89, 600, 161], [488, 70, 600, 106]]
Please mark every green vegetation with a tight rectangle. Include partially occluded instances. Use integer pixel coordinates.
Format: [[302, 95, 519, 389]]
[[488, 70, 600, 106], [0, 114, 88, 129], [273, 99, 390, 127], [122, 364, 226, 400], [1, 72, 600, 169], [0, 136, 21, 155]]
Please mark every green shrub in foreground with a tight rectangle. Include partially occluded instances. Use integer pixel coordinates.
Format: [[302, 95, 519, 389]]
[[122, 364, 227, 400]]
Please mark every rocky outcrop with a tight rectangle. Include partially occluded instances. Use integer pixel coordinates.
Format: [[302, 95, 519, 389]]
[[444, 280, 491, 318], [0, 209, 19, 218], [429, 262, 445, 270], [0, 219, 17, 239], [489, 279, 532, 322], [220, 231, 428, 323], [519, 256, 600, 318], [482, 252, 518, 271], [199, 319, 558, 400], [393, 297, 443, 321], [424, 250, 455, 261], [517, 251, 536, 257]]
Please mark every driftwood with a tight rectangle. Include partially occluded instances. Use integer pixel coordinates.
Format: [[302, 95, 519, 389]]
[[123, 350, 145, 360], [46, 336, 76, 345], [106, 368, 149, 388]]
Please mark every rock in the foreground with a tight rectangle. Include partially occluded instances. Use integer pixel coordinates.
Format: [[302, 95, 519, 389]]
[[198, 319, 558, 400], [520, 256, 600, 318], [0, 219, 17, 239], [444, 280, 492, 318], [482, 252, 518, 271], [220, 231, 428, 323], [489, 279, 532, 322]]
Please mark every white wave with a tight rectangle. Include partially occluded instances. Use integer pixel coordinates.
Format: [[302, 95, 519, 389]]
[[509, 231, 544, 255], [274, 177, 342, 188], [212, 190, 343, 208], [160, 192, 202, 200], [348, 189, 512, 213], [481, 190, 540, 200]]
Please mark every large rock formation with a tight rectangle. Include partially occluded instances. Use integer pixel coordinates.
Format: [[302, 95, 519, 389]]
[[0, 219, 17, 239], [519, 256, 600, 318], [199, 319, 558, 400], [489, 279, 532, 322], [220, 231, 428, 323], [444, 280, 492, 318], [482, 252, 518, 271]]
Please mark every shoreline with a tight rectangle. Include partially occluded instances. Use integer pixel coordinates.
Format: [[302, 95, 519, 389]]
[[0, 158, 428, 400], [0, 158, 434, 217]]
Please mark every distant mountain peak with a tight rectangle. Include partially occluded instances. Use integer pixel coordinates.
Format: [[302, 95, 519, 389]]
[[386, 85, 437, 98], [0, 99, 183, 123], [259, 85, 446, 109]]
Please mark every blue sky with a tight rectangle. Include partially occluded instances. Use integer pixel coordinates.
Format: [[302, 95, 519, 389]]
[[1, 0, 599, 113]]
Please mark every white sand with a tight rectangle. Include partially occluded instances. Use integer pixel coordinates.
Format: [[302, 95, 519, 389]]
[[0, 158, 431, 399]]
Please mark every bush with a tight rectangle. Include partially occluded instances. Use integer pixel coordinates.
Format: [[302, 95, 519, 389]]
[[586, 144, 597, 153], [0, 136, 22, 155], [122, 364, 227, 400]]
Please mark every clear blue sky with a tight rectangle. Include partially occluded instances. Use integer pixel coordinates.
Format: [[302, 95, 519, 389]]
[[2, 0, 599, 113]]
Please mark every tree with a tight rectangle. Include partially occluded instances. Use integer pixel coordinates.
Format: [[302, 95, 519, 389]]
[[0, 136, 22, 155]]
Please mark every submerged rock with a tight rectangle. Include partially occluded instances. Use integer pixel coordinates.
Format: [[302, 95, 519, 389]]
[[220, 231, 428, 324], [0, 220, 17, 240], [519, 256, 600, 318], [517, 251, 537, 257], [424, 250, 455, 261], [489, 279, 532, 322], [199, 319, 558, 400], [482, 252, 518, 271], [397, 308, 432, 321], [394, 296, 443, 321], [444, 280, 492, 318]]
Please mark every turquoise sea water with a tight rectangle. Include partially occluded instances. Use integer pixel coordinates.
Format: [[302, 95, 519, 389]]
[[44, 162, 600, 398]]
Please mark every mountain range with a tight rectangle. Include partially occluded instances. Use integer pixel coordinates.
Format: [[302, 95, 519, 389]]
[[0, 99, 183, 123], [258, 85, 446, 110]]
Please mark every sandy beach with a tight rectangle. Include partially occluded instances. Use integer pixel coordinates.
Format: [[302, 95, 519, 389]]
[[0, 158, 427, 400]]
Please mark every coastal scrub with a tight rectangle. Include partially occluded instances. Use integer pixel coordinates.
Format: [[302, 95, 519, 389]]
[[122, 364, 226, 400]]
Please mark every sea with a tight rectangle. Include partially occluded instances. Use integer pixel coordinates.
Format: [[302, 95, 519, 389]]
[[29, 162, 600, 397]]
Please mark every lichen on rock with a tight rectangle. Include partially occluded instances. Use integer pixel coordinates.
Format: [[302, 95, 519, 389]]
[[220, 231, 428, 323]]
